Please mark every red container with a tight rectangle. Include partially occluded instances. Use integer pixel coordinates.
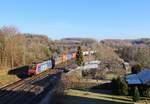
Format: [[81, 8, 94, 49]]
[[72, 52, 76, 59], [61, 53, 67, 62]]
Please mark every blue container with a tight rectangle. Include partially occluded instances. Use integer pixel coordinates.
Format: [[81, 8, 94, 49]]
[[67, 53, 72, 60], [47, 60, 52, 69]]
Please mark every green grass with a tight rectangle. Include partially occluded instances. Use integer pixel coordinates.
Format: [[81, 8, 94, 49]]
[[63, 89, 133, 104]]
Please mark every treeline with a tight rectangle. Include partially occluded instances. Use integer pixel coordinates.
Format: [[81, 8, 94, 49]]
[[101, 39, 150, 68], [117, 45, 150, 68], [0, 26, 51, 69]]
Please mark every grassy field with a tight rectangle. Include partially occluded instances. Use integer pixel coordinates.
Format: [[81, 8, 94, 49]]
[[0, 69, 19, 87], [63, 89, 133, 104]]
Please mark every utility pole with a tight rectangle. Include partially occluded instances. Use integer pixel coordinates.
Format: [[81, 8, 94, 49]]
[[23, 45, 26, 65], [23, 38, 26, 66]]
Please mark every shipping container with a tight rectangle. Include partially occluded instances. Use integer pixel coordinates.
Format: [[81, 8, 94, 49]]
[[72, 52, 76, 59], [61, 53, 67, 62], [47, 60, 53, 68], [67, 53, 72, 60]]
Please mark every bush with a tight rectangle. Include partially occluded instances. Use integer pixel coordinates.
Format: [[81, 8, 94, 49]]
[[111, 78, 118, 94], [131, 64, 142, 74], [142, 86, 150, 97], [76, 46, 84, 66], [111, 77, 128, 95], [111, 77, 121, 95], [132, 87, 140, 102], [120, 80, 128, 95]]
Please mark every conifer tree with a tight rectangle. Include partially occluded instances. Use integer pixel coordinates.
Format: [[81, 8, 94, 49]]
[[132, 87, 140, 102], [111, 77, 128, 95], [131, 64, 142, 74], [76, 46, 84, 66], [120, 80, 128, 96]]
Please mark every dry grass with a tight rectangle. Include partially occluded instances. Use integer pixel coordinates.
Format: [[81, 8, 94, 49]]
[[104, 73, 118, 80], [0, 68, 19, 87], [63, 89, 133, 104]]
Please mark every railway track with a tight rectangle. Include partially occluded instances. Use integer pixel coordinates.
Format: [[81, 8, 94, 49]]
[[0, 59, 76, 104], [0, 69, 61, 104]]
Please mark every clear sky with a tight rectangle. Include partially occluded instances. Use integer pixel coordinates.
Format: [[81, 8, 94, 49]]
[[0, 0, 150, 40]]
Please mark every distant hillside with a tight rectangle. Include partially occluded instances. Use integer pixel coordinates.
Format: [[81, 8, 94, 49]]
[[132, 38, 150, 45], [61, 37, 97, 50], [101, 39, 132, 48], [101, 38, 150, 48], [61, 38, 96, 43]]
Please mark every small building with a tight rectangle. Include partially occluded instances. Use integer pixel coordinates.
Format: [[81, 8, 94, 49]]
[[81, 60, 100, 70], [85, 60, 101, 65], [125, 69, 150, 85]]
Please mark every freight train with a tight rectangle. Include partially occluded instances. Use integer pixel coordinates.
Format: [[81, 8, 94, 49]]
[[28, 50, 95, 75], [28, 51, 76, 75]]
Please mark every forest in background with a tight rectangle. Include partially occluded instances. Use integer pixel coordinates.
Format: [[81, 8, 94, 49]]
[[0, 26, 52, 69], [0, 26, 150, 71]]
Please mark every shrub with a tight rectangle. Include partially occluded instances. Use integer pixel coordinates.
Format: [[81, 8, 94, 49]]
[[131, 64, 142, 74], [132, 87, 140, 102], [76, 46, 84, 66], [111, 77, 128, 95], [111, 77, 121, 95], [142, 86, 150, 97], [111, 78, 117, 94], [120, 80, 128, 95]]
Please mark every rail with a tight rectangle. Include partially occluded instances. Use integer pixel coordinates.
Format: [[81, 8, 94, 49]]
[[0, 69, 61, 104], [0, 59, 77, 104]]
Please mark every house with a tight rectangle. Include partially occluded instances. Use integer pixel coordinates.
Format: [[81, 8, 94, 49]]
[[81, 60, 100, 70], [125, 69, 150, 85]]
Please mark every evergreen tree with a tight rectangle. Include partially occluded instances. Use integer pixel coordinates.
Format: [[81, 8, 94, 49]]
[[111, 77, 128, 95], [120, 80, 128, 95], [76, 46, 84, 66], [111, 78, 118, 94], [131, 64, 142, 74], [117, 77, 122, 95], [111, 77, 121, 95], [132, 87, 140, 102]]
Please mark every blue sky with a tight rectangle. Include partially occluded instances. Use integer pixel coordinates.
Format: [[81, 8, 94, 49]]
[[0, 0, 150, 39]]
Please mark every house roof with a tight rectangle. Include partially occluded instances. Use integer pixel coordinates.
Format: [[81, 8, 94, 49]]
[[125, 74, 142, 85], [138, 69, 150, 84], [125, 69, 150, 85]]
